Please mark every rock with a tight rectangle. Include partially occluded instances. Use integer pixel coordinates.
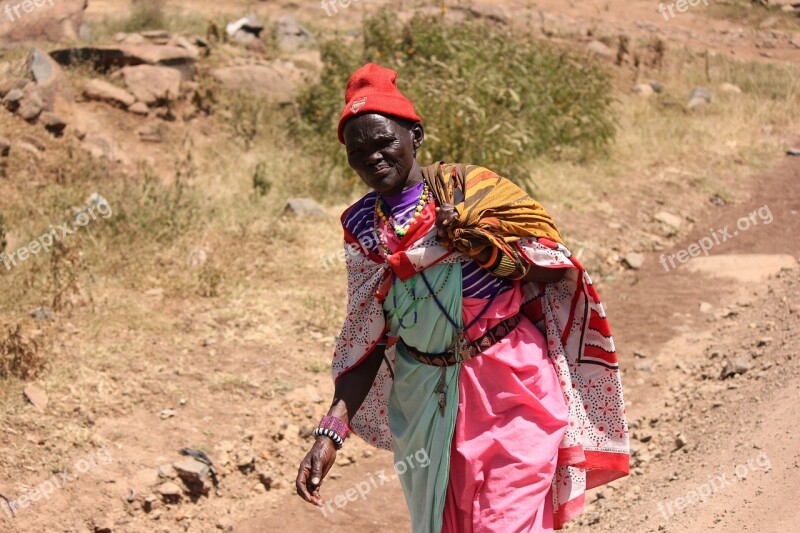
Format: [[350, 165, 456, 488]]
[[226, 16, 264, 39], [27, 48, 74, 118], [283, 198, 328, 217], [141, 30, 171, 44], [235, 451, 255, 473], [586, 40, 615, 58], [23, 384, 48, 412], [675, 433, 688, 450], [687, 97, 708, 111], [127, 102, 149, 115], [649, 82, 664, 94], [209, 65, 295, 104], [0, 0, 88, 45], [20, 134, 46, 152], [81, 136, 113, 160], [83, 79, 136, 108], [30, 307, 53, 320], [623, 253, 645, 270], [699, 301, 713, 313], [274, 16, 314, 51], [158, 463, 177, 479], [17, 142, 43, 159], [720, 358, 751, 380], [157, 481, 182, 502], [756, 337, 773, 347], [18, 83, 44, 121], [654, 211, 682, 230], [632, 83, 654, 97], [689, 87, 712, 103], [159, 408, 176, 419], [2, 88, 24, 111], [169, 36, 199, 59], [719, 83, 742, 94], [40, 112, 68, 135], [120, 65, 181, 105], [173, 457, 209, 485], [0, 137, 10, 157], [50, 45, 196, 80]]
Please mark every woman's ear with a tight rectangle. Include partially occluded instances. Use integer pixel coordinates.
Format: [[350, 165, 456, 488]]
[[411, 123, 424, 150]]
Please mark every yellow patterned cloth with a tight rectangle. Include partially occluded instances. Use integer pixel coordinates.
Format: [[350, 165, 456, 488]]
[[421, 162, 564, 270]]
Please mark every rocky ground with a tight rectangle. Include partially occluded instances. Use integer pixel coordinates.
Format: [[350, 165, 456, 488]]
[[0, 1, 798, 532]]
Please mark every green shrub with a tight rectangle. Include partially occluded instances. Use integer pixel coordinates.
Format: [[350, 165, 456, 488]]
[[295, 10, 616, 188]]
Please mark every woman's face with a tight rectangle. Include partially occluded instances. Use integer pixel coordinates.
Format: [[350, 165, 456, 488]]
[[343, 113, 424, 196]]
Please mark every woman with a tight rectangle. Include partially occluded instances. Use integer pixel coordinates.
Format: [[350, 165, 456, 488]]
[[296, 63, 629, 532]]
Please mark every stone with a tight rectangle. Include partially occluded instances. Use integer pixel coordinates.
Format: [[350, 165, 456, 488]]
[[3, 88, 24, 111], [31, 307, 53, 322], [210, 64, 295, 104], [18, 83, 44, 121], [687, 97, 708, 111], [17, 142, 43, 159], [0, 137, 10, 157], [157, 481, 182, 502], [27, 48, 74, 118], [141, 30, 171, 44], [699, 301, 713, 313], [632, 83, 654, 97], [0, 0, 87, 45], [81, 136, 113, 160], [623, 253, 645, 270], [283, 198, 328, 217], [689, 87, 712, 102], [120, 65, 182, 105], [719, 83, 742, 94], [720, 358, 751, 380], [40, 112, 68, 135], [23, 384, 48, 412], [274, 16, 314, 51], [675, 433, 688, 450], [226, 16, 264, 39], [654, 211, 682, 230], [157, 464, 177, 479], [586, 40, 615, 58], [84, 79, 136, 108], [127, 102, 149, 115], [173, 457, 209, 485], [50, 45, 196, 80], [20, 134, 46, 152]]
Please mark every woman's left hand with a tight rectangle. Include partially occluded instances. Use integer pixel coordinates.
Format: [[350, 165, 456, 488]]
[[435, 203, 459, 240]]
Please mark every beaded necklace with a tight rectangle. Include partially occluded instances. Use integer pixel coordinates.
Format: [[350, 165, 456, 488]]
[[376, 183, 431, 238]]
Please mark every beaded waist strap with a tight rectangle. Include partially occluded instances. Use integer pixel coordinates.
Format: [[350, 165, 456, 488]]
[[402, 313, 522, 367]]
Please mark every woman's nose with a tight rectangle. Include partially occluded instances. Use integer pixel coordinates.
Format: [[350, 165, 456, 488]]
[[365, 151, 383, 165]]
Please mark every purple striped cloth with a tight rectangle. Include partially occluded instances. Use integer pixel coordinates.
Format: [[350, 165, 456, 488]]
[[345, 185, 511, 299]]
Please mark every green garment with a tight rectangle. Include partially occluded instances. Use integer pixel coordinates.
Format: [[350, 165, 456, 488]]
[[384, 263, 462, 533]]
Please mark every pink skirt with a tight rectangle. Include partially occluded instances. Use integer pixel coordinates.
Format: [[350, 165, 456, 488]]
[[442, 284, 570, 533]]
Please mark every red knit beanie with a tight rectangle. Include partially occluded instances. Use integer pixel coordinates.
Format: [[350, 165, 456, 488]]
[[337, 63, 422, 144]]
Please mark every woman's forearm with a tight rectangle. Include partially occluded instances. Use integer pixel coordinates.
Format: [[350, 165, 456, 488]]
[[326, 345, 386, 426]]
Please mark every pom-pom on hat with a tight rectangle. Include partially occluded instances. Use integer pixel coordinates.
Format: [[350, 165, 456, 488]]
[[337, 63, 422, 144]]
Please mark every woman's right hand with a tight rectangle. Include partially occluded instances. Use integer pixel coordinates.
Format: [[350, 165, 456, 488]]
[[295, 436, 338, 507]]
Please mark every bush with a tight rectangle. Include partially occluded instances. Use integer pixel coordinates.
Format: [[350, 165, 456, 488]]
[[295, 10, 616, 188]]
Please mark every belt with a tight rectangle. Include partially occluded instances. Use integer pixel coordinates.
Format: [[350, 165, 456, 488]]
[[403, 313, 522, 366]]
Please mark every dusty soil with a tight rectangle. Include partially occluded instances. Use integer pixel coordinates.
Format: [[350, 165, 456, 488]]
[[0, 1, 799, 533]]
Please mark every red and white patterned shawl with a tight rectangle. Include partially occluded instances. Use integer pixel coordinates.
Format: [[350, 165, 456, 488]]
[[331, 201, 629, 528]]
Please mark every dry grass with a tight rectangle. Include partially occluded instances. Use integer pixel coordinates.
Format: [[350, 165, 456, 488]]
[[529, 49, 800, 212]]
